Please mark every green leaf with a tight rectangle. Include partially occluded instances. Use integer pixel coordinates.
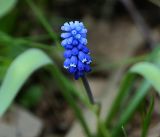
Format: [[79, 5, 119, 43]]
[[0, 0, 17, 18], [107, 46, 160, 136], [111, 81, 151, 137], [111, 62, 160, 136], [130, 62, 160, 93], [141, 96, 154, 137], [98, 120, 111, 137], [0, 48, 52, 116]]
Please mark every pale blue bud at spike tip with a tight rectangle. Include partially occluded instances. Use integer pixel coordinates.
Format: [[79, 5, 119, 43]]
[[61, 21, 92, 79]]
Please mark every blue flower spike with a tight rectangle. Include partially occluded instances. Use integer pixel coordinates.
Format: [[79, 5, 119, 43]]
[[61, 21, 92, 80]]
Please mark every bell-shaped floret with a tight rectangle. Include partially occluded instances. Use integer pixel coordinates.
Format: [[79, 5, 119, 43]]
[[71, 47, 79, 56], [69, 67, 77, 74], [78, 51, 87, 63], [84, 64, 91, 72], [64, 58, 71, 69], [64, 50, 72, 58], [82, 46, 90, 54], [77, 61, 85, 71], [79, 37, 87, 45], [61, 33, 71, 38], [74, 71, 84, 80], [72, 39, 79, 45], [70, 56, 78, 67], [86, 54, 92, 64]]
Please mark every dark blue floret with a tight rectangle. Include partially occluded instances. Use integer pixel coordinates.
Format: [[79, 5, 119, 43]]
[[61, 21, 92, 79], [71, 47, 79, 56], [78, 51, 87, 63], [86, 54, 92, 64], [72, 40, 78, 45], [69, 67, 77, 74], [70, 56, 78, 67], [64, 44, 73, 49], [64, 50, 72, 58], [77, 61, 85, 71], [74, 71, 85, 80], [77, 44, 84, 50], [82, 46, 90, 54], [64, 58, 70, 69], [84, 64, 91, 72]]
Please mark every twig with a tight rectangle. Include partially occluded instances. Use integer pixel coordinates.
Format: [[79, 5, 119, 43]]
[[120, 0, 156, 48]]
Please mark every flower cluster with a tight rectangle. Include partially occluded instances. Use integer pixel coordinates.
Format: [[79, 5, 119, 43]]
[[61, 21, 92, 79]]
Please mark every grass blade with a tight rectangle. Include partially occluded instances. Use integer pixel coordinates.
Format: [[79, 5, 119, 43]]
[[111, 81, 151, 137], [122, 126, 128, 137], [25, 0, 59, 46], [141, 96, 154, 137], [105, 74, 135, 126], [111, 61, 160, 136]]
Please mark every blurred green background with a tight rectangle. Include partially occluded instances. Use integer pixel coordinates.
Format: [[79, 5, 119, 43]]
[[0, 0, 160, 137]]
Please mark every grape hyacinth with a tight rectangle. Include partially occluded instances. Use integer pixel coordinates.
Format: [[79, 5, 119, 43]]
[[61, 21, 92, 79]]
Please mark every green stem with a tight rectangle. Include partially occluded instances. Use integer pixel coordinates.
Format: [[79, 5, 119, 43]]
[[22, 34, 50, 41], [48, 66, 93, 137], [25, 0, 59, 46], [0, 31, 52, 51]]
